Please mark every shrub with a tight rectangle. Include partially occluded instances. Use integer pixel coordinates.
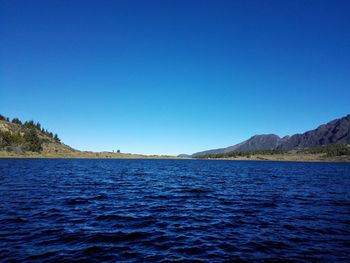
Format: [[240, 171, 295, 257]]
[[23, 128, 43, 152]]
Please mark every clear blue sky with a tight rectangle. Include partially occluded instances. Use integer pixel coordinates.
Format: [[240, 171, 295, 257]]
[[1, 0, 350, 155]]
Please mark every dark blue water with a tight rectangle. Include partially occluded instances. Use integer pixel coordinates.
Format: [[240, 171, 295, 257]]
[[0, 159, 349, 262]]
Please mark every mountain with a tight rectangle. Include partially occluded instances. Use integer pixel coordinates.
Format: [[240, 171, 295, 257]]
[[192, 114, 350, 156], [277, 114, 350, 150], [192, 134, 281, 156]]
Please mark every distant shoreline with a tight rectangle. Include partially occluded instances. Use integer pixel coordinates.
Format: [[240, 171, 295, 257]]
[[1, 153, 349, 163], [0, 151, 179, 160], [1, 114, 349, 164]]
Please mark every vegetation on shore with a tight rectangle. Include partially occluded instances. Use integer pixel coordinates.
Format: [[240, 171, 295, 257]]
[[195, 149, 287, 159], [297, 144, 350, 157], [1, 114, 349, 162], [194, 144, 350, 162], [0, 114, 176, 159], [0, 150, 177, 159], [0, 114, 61, 153]]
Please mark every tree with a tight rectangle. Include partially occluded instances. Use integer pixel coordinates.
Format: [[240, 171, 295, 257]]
[[0, 115, 5, 121], [0, 131, 11, 148], [54, 134, 60, 142], [36, 122, 41, 130], [23, 120, 35, 129], [23, 128, 42, 152], [117, 149, 120, 153], [0, 130, 25, 150], [12, 118, 22, 125]]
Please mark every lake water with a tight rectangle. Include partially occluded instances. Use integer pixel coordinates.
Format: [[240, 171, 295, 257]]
[[0, 159, 349, 262]]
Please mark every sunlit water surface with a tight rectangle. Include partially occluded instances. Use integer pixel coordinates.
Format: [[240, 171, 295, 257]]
[[0, 159, 349, 262]]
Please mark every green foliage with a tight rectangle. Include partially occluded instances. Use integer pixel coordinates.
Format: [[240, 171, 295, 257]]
[[0, 114, 62, 153], [11, 118, 22, 125], [23, 120, 36, 129], [0, 128, 42, 153], [0, 130, 25, 150], [36, 122, 41, 131], [196, 149, 287, 159], [196, 145, 350, 159], [300, 144, 350, 157], [23, 128, 42, 152], [197, 145, 350, 159], [54, 133, 60, 142], [0, 131, 15, 148]]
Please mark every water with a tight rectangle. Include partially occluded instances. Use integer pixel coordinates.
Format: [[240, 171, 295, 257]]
[[0, 159, 349, 262]]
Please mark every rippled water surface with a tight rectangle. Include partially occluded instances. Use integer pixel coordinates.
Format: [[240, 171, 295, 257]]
[[0, 159, 349, 262]]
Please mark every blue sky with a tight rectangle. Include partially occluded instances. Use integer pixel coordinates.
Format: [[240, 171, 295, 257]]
[[1, 0, 350, 155]]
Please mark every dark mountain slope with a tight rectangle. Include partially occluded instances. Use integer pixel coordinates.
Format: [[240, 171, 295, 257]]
[[192, 114, 350, 156], [277, 114, 350, 150], [193, 134, 281, 156]]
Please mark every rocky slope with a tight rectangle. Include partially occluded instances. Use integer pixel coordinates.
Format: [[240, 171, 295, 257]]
[[193, 134, 281, 156], [277, 114, 350, 150], [192, 114, 350, 156]]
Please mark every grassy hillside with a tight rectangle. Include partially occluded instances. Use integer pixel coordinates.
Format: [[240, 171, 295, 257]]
[[0, 114, 176, 159], [0, 115, 76, 155]]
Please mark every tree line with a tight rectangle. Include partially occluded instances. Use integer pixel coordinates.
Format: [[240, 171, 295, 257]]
[[299, 144, 350, 157], [195, 144, 350, 159], [195, 149, 287, 159], [0, 114, 61, 153]]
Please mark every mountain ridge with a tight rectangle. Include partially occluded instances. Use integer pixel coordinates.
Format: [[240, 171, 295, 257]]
[[192, 114, 350, 156]]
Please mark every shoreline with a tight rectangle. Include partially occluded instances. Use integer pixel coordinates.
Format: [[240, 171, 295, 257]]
[[0, 152, 179, 160], [1, 154, 349, 163]]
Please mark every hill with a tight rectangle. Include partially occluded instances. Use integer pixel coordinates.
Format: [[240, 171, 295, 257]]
[[0, 115, 76, 155], [0, 114, 177, 159]]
